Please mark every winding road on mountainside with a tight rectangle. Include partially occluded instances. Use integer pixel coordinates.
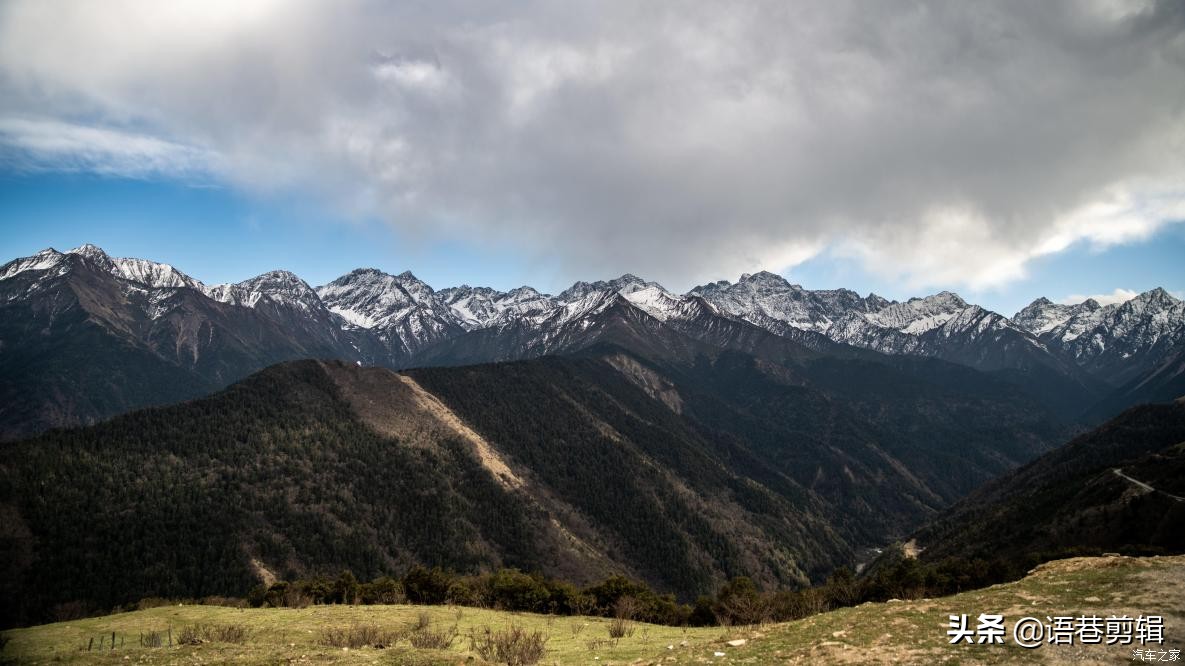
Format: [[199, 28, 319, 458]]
[[1112, 467, 1185, 502]]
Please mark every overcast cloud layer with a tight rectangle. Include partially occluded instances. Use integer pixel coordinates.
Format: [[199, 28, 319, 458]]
[[1, 0, 1183, 291]]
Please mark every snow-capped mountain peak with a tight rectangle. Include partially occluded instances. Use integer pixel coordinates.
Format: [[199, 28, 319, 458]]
[[314, 268, 463, 355], [68, 243, 110, 260], [3, 243, 1181, 395], [1, 240, 206, 290], [558, 273, 660, 303], [738, 270, 792, 288], [207, 270, 322, 310], [864, 291, 968, 334], [1013, 297, 1102, 336], [1131, 286, 1179, 309], [689, 270, 869, 333], [64, 243, 204, 290], [112, 257, 203, 290], [1008, 287, 1185, 385], [437, 283, 557, 329], [621, 284, 686, 321], [0, 248, 67, 281]]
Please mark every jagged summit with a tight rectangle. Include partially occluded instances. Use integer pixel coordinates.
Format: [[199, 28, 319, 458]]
[[558, 273, 665, 302], [68, 243, 110, 259], [242, 269, 306, 284], [1134, 286, 1178, 307], [739, 270, 792, 286], [206, 270, 323, 310], [0, 243, 205, 291]]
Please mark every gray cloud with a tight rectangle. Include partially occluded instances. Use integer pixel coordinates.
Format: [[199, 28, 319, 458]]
[[1, 0, 1183, 290]]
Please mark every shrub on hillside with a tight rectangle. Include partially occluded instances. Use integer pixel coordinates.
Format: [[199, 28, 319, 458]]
[[177, 623, 252, 645], [319, 624, 402, 649], [403, 566, 454, 605], [408, 624, 458, 649], [469, 625, 549, 666], [360, 576, 405, 604], [489, 569, 550, 612]]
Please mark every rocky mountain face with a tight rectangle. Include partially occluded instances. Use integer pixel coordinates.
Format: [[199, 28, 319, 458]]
[[1, 244, 1182, 438], [0, 246, 371, 438], [1013, 288, 1185, 385]]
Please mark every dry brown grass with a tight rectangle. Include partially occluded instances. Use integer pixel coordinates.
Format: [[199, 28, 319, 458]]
[[177, 622, 252, 645], [318, 623, 403, 649]]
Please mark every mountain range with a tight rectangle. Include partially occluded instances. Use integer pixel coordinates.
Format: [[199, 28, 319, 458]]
[[3, 244, 1182, 439], [3, 243, 1184, 626]]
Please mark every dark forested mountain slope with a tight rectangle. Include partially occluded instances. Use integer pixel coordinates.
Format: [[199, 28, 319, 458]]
[[0, 252, 371, 439], [0, 338, 1067, 626], [914, 398, 1185, 564]]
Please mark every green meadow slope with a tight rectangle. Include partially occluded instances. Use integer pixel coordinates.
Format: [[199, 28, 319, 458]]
[[2, 554, 1181, 665]]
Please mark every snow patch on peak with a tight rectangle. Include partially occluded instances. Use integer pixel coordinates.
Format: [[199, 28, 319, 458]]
[[739, 270, 790, 286], [0, 248, 67, 281], [558, 274, 664, 303], [243, 269, 304, 284], [112, 257, 202, 290], [864, 291, 968, 334], [1132, 286, 1179, 308], [56, 244, 205, 291], [686, 279, 732, 297], [316, 268, 462, 343], [67, 243, 110, 260], [208, 270, 321, 310], [622, 284, 685, 321]]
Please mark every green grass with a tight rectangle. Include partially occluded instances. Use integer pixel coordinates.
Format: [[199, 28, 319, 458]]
[[0, 603, 721, 665], [3, 555, 1182, 664]]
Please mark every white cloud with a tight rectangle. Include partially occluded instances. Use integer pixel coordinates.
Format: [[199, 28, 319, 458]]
[[1059, 289, 1140, 306], [0, 1, 1182, 290], [0, 117, 218, 180]]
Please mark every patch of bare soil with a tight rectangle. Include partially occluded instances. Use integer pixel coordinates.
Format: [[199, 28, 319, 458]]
[[319, 361, 525, 490]]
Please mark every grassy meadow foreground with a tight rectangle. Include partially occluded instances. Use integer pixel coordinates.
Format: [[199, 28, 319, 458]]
[[3, 555, 1182, 665]]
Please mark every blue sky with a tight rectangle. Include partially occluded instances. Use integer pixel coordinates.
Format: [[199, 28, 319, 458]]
[[2, 171, 1181, 316], [0, 172, 553, 293]]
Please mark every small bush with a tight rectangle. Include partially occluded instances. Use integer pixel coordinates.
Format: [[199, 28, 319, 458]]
[[140, 631, 164, 648], [177, 625, 200, 646], [413, 611, 432, 631], [469, 625, 549, 666], [360, 577, 405, 605], [607, 596, 638, 638], [408, 625, 457, 650], [607, 616, 635, 639], [569, 593, 597, 616], [403, 566, 454, 604], [283, 587, 312, 609], [446, 577, 488, 607], [178, 623, 252, 645], [319, 624, 402, 649]]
